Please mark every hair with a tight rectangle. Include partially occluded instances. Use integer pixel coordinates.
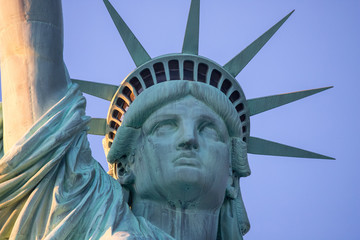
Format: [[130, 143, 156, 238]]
[[106, 81, 251, 237], [108, 81, 243, 161]]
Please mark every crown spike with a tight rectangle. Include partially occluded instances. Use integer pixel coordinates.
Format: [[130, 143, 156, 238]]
[[88, 118, 107, 136], [182, 0, 200, 55], [247, 86, 332, 116], [72, 79, 118, 101], [224, 10, 294, 77], [103, 0, 151, 67], [248, 137, 334, 160]]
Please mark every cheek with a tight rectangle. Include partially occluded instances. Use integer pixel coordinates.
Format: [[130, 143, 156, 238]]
[[141, 137, 172, 174], [205, 142, 230, 171], [200, 142, 230, 198], [146, 136, 176, 159]]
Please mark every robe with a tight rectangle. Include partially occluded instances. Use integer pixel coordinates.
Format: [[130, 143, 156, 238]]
[[0, 84, 173, 240]]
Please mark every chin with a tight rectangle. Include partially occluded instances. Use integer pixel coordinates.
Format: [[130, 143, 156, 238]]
[[174, 165, 206, 184], [164, 169, 214, 206]]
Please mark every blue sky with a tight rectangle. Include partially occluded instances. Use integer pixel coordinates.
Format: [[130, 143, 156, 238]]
[[19, 0, 360, 239]]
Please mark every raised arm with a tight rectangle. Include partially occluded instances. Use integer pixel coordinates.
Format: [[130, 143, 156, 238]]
[[0, 0, 69, 152]]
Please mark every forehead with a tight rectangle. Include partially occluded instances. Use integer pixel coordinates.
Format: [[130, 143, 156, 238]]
[[144, 96, 227, 126]]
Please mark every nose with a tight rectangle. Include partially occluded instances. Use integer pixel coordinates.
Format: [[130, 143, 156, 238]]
[[177, 125, 199, 150]]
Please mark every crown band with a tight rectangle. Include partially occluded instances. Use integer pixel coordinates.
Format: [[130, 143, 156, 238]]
[[105, 54, 250, 150]]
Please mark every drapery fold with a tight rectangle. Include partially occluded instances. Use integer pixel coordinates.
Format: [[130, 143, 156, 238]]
[[0, 84, 173, 240]]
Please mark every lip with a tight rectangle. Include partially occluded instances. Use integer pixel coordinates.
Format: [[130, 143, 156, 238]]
[[174, 157, 200, 167], [173, 152, 200, 167]]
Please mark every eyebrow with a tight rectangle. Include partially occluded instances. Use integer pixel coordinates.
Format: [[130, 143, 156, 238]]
[[198, 114, 217, 122], [146, 114, 179, 123], [198, 114, 226, 127], [142, 114, 179, 132]]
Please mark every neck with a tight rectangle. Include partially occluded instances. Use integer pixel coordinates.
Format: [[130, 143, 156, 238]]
[[131, 199, 220, 240]]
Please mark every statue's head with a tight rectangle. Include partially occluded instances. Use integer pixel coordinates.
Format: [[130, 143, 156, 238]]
[[107, 80, 250, 200], [105, 56, 252, 235]]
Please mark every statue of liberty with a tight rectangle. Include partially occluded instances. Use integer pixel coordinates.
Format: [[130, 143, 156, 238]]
[[0, 0, 333, 239]]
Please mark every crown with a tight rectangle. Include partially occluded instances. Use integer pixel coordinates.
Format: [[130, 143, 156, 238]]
[[72, 0, 333, 160]]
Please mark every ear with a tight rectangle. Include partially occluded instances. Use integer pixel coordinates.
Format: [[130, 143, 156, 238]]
[[231, 137, 251, 177], [225, 175, 238, 199], [115, 159, 135, 186]]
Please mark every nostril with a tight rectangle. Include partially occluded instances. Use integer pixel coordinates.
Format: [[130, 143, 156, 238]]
[[180, 142, 190, 150], [178, 139, 198, 150]]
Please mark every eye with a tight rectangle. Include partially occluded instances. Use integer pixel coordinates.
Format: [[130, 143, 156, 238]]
[[199, 122, 221, 142], [152, 120, 177, 136]]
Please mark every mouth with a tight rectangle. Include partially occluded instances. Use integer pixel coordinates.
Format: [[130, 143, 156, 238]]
[[173, 152, 200, 167]]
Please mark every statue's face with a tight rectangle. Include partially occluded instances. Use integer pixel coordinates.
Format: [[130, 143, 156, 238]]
[[131, 96, 231, 209]]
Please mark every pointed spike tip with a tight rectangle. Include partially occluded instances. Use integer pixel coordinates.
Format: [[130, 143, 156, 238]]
[[284, 9, 295, 19], [248, 137, 335, 160], [224, 10, 295, 77], [182, 0, 200, 55], [317, 86, 333, 92], [103, 0, 151, 67], [247, 86, 333, 116]]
